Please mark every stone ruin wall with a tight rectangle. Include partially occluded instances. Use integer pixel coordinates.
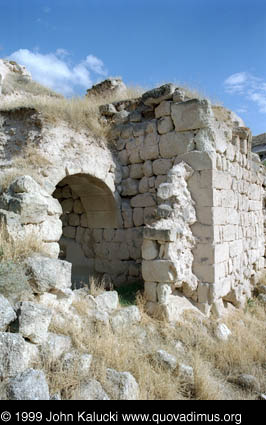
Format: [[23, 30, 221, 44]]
[[0, 82, 265, 320], [99, 84, 265, 318]]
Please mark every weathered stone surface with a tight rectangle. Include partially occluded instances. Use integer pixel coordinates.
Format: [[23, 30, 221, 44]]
[[61, 351, 92, 376], [72, 379, 110, 400], [0, 295, 16, 331], [18, 301, 52, 344], [94, 291, 119, 313], [6, 369, 49, 400], [110, 306, 141, 332], [144, 282, 157, 302], [142, 84, 175, 106], [175, 151, 214, 170], [178, 363, 194, 384], [215, 323, 231, 341], [133, 207, 144, 227], [155, 101, 171, 118], [0, 333, 30, 378], [42, 333, 72, 362], [105, 368, 139, 400], [159, 131, 195, 158], [130, 164, 144, 179], [153, 159, 172, 175], [142, 239, 158, 260], [131, 193, 156, 208], [157, 116, 174, 134], [144, 227, 177, 242], [99, 103, 117, 116], [157, 283, 172, 304], [171, 99, 213, 131], [24, 255, 72, 293], [121, 178, 139, 196], [155, 349, 177, 370], [142, 260, 177, 282]]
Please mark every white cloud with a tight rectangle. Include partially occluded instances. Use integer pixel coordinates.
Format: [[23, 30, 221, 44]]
[[8, 49, 108, 96], [224, 72, 266, 114]]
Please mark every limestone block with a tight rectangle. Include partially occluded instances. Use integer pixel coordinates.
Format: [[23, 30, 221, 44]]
[[0, 295, 16, 331], [73, 200, 85, 214], [174, 151, 214, 171], [122, 208, 133, 228], [110, 306, 141, 332], [133, 207, 144, 227], [80, 213, 88, 227], [61, 351, 92, 376], [153, 159, 172, 175], [142, 239, 158, 260], [144, 206, 156, 225], [37, 215, 62, 243], [142, 84, 175, 106], [193, 263, 215, 283], [220, 190, 237, 208], [157, 283, 172, 304], [24, 255, 72, 293], [126, 136, 143, 164], [62, 198, 73, 214], [155, 101, 171, 118], [63, 226, 76, 239], [212, 171, 232, 190], [155, 350, 177, 370], [229, 240, 243, 257], [157, 116, 174, 134], [197, 282, 210, 303], [118, 149, 129, 166], [171, 99, 213, 132], [121, 178, 139, 196], [140, 133, 159, 161], [0, 333, 30, 378], [72, 379, 110, 400], [191, 223, 216, 244], [103, 229, 115, 241], [144, 227, 176, 242], [142, 260, 177, 282], [215, 323, 231, 341], [159, 293, 200, 322], [139, 176, 149, 193], [10, 176, 41, 194], [131, 193, 156, 208], [18, 302, 52, 344], [116, 138, 126, 151], [122, 166, 129, 179], [193, 243, 229, 265], [121, 125, 133, 139], [68, 213, 80, 227], [105, 368, 139, 400], [43, 333, 72, 362], [130, 164, 143, 179], [6, 369, 49, 400], [159, 131, 195, 158], [95, 291, 119, 313], [143, 160, 153, 177], [144, 282, 157, 302], [209, 277, 231, 301]]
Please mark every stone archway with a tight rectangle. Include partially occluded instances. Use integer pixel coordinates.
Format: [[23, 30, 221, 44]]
[[52, 173, 120, 286]]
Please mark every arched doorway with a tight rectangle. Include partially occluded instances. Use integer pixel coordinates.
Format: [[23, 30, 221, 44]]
[[52, 173, 120, 286]]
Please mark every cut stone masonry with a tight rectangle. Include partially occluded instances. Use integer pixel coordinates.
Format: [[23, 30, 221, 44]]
[[0, 80, 265, 320]]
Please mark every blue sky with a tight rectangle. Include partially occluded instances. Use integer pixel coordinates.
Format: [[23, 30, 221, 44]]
[[0, 0, 265, 135]]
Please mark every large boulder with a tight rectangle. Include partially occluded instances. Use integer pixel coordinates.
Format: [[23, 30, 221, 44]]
[[72, 379, 110, 400], [24, 255, 72, 294], [0, 333, 33, 378], [17, 301, 52, 344], [105, 368, 139, 400], [5, 369, 49, 400]]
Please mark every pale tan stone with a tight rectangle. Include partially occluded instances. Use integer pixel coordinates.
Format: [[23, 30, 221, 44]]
[[153, 159, 172, 175], [159, 131, 195, 158], [130, 164, 144, 179], [144, 282, 158, 302], [157, 116, 174, 134], [155, 101, 171, 118], [171, 99, 213, 131], [142, 260, 178, 282], [133, 208, 144, 227], [142, 239, 159, 260], [130, 193, 156, 208], [140, 133, 159, 161]]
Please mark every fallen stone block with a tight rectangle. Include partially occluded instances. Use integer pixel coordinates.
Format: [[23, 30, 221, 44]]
[[105, 368, 139, 400], [5, 368, 49, 400]]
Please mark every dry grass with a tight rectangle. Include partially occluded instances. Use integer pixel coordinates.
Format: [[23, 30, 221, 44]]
[[42, 289, 266, 400], [0, 77, 143, 137], [0, 224, 48, 262]]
